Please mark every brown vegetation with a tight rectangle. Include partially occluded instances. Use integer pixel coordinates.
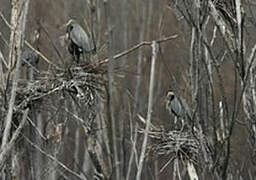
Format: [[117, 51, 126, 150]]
[[0, 0, 256, 180]]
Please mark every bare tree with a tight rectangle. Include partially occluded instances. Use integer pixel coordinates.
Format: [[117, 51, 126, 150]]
[[1, 0, 256, 179]]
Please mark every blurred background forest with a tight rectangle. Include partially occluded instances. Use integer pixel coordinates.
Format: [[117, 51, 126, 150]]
[[0, 0, 256, 180]]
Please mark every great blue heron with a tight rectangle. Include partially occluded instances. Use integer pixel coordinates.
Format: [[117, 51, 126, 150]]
[[21, 49, 39, 67], [60, 19, 96, 63], [166, 90, 192, 127]]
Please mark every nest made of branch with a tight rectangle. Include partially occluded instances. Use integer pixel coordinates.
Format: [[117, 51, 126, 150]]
[[17, 65, 106, 106], [147, 129, 200, 162], [0, 64, 107, 127]]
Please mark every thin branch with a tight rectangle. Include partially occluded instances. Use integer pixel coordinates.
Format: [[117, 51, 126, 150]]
[[0, 9, 62, 70], [136, 41, 158, 180], [98, 35, 178, 65], [186, 161, 198, 180], [21, 133, 84, 180], [104, 0, 120, 179], [208, 0, 235, 53], [0, 47, 8, 69], [126, 3, 146, 179], [0, 11, 13, 29], [0, 49, 6, 92], [0, 108, 29, 168], [1, 0, 30, 150], [39, 22, 65, 65], [26, 116, 47, 140], [25, 41, 63, 70]]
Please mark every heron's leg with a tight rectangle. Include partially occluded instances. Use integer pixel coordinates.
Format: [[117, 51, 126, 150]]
[[74, 50, 78, 63], [82, 52, 86, 63], [67, 46, 74, 74], [174, 116, 178, 130], [180, 119, 185, 132], [174, 116, 178, 124], [84, 52, 92, 63], [74, 47, 80, 64], [73, 49, 76, 62], [83, 52, 90, 62], [68, 43, 76, 63], [77, 52, 80, 63]]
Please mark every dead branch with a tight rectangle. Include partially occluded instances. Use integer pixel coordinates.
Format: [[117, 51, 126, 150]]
[[0, 10, 62, 70], [98, 35, 178, 65], [136, 41, 158, 180], [0, 108, 29, 169], [1, 0, 30, 152], [208, 1, 236, 53], [103, 0, 120, 179]]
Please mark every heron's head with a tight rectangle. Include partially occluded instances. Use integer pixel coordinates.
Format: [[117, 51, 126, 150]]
[[59, 19, 75, 40], [166, 90, 175, 101], [59, 19, 75, 32]]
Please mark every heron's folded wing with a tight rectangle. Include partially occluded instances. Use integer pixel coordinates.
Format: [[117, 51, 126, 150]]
[[180, 98, 192, 120], [171, 97, 183, 117], [70, 25, 93, 52]]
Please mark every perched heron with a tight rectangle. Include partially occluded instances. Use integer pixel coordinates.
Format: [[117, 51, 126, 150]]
[[60, 19, 95, 63], [21, 49, 39, 67], [166, 90, 192, 126]]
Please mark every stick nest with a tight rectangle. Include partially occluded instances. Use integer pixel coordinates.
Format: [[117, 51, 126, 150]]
[[147, 129, 200, 162], [0, 64, 107, 132]]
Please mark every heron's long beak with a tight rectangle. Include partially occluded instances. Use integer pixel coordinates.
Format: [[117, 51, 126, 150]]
[[59, 23, 68, 30], [59, 19, 73, 30]]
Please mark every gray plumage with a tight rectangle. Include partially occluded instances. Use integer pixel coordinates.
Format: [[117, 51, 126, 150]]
[[166, 90, 192, 121], [21, 49, 39, 66], [65, 20, 95, 62], [68, 23, 93, 52]]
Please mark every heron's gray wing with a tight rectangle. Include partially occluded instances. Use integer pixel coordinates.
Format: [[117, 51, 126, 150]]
[[180, 97, 192, 120], [70, 24, 93, 52], [21, 49, 39, 65], [21, 50, 31, 60], [170, 97, 183, 117]]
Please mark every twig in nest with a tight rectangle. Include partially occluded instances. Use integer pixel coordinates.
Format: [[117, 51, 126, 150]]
[[145, 129, 200, 163]]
